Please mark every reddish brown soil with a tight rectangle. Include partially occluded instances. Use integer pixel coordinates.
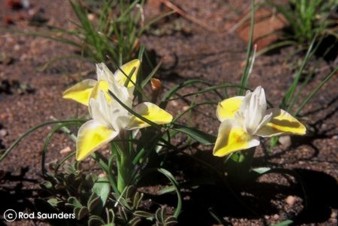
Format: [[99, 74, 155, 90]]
[[0, 0, 337, 225]]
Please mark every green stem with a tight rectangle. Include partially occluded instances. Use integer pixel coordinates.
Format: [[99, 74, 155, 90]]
[[117, 149, 130, 193], [112, 131, 132, 194]]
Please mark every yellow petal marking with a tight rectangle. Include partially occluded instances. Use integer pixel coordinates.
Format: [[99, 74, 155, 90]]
[[115, 59, 141, 88], [258, 109, 306, 137], [63, 79, 97, 106], [128, 102, 173, 129], [76, 120, 118, 161], [213, 120, 259, 157], [90, 80, 112, 102], [216, 96, 244, 121]]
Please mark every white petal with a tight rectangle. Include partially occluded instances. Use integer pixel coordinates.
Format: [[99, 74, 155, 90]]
[[241, 86, 268, 134], [90, 91, 130, 131], [96, 63, 114, 83], [108, 79, 134, 107]]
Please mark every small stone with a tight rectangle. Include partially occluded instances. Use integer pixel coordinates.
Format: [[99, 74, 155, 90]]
[[87, 13, 96, 21], [273, 214, 279, 220], [285, 195, 296, 206], [59, 146, 71, 154], [21, 0, 30, 9], [14, 44, 20, 51], [279, 135, 291, 149], [170, 100, 179, 107], [0, 129, 7, 137], [182, 105, 190, 111]]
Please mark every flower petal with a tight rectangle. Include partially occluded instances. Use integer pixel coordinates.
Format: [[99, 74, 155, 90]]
[[89, 91, 130, 130], [63, 79, 97, 105], [96, 63, 114, 83], [253, 111, 273, 134], [127, 102, 173, 129], [90, 80, 111, 101], [213, 120, 260, 157], [256, 109, 306, 137], [242, 86, 267, 133], [76, 120, 119, 161], [114, 59, 141, 88], [216, 96, 244, 121], [108, 78, 134, 107]]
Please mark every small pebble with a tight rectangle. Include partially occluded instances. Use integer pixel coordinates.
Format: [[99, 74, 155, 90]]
[[182, 105, 190, 111], [170, 100, 179, 107], [279, 135, 291, 149], [59, 146, 71, 154], [285, 195, 296, 206], [87, 13, 95, 21], [21, 0, 30, 9], [0, 129, 7, 137], [14, 44, 20, 51]]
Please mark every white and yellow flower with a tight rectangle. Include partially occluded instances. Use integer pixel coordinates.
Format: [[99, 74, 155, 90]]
[[76, 89, 173, 161], [76, 91, 129, 161], [63, 59, 140, 105], [213, 86, 306, 157]]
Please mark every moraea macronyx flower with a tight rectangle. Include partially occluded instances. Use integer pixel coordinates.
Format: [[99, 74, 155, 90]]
[[76, 91, 129, 161], [213, 86, 306, 157], [76, 88, 173, 161], [63, 59, 140, 105]]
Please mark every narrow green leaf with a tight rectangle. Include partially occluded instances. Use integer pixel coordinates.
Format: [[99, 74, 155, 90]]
[[157, 168, 182, 218], [133, 210, 154, 219], [157, 185, 176, 195], [173, 124, 216, 145]]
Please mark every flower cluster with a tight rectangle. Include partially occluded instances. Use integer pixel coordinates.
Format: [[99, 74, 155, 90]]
[[63, 61, 306, 161], [63, 60, 173, 161]]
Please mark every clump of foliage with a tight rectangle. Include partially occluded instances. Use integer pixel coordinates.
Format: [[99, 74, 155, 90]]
[[265, 0, 338, 57]]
